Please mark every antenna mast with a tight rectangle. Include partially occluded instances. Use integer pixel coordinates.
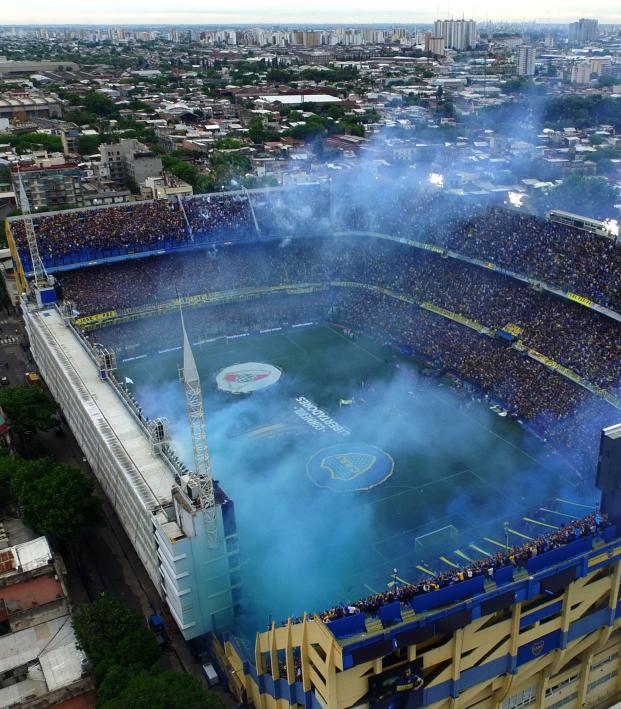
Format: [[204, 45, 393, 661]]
[[17, 169, 47, 289], [178, 306, 218, 548]]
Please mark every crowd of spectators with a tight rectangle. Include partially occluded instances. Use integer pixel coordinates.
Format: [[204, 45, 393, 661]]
[[11, 200, 186, 266], [336, 190, 621, 311], [10, 185, 332, 268], [57, 229, 621, 475], [61, 234, 621, 390], [184, 193, 255, 239], [23, 191, 621, 478], [10, 186, 621, 313], [319, 512, 609, 623]]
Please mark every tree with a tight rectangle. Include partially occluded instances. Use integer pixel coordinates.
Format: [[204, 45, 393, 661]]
[[266, 67, 294, 83], [73, 595, 145, 668], [0, 385, 58, 434], [213, 137, 245, 150], [77, 134, 104, 155], [0, 449, 11, 504], [101, 670, 223, 709], [82, 91, 119, 118], [0, 132, 63, 154], [161, 156, 199, 186], [12, 459, 101, 541], [248, 117, 280, 144]]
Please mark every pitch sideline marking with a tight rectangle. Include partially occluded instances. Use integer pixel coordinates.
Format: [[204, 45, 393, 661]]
[[484, 537, 508, 549], [440, 556, 459, 568], [325, 324, 384, 363], [523, 516, 558, 530], [280, 330, 308, 355], [507, 527, 533, 540], [432, 391, 539, 465], [555, 498, 595, 509], [539, 507, 580, 519], [370, 469, 473, 506]]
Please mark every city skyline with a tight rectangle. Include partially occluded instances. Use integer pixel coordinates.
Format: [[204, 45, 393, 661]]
[[3, 0, 621, 27]]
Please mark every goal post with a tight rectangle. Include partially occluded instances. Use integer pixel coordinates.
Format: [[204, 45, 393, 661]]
[[414, 524, 459, 552]]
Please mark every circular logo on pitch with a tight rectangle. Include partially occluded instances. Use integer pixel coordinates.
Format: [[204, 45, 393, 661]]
[[307, 443, 394, 492], [216, 363, 281, 394]]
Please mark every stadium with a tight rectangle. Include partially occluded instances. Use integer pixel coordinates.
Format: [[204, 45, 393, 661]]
[[6, 179, 621, 709]]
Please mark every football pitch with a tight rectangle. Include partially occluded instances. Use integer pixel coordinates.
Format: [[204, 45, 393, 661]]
[[119, 323, 594, 634]]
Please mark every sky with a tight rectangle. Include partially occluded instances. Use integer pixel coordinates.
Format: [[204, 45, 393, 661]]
[[2, 0, 621, 26]]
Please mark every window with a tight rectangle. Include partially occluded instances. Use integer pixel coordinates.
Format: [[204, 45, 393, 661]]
[[588, 670, 618, 692], [592, 652, 619, 671], [503, 686, 536, 709], [548, 692, 578, 709], [545, 673, 579, 697]]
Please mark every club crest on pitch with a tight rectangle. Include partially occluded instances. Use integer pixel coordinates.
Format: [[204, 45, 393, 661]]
[[216, 362, 281, 394], [307, 443, 394, 492], [321, 453, 377, 481]]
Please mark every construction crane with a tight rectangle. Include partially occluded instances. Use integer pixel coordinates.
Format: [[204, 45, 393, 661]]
[[179, 307, 219, 548], [16, 168, 48, 290]]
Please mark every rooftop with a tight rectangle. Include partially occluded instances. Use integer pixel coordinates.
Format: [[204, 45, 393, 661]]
[[32, 307, 174, 508], [0, 536, 53, 578], [0, 573, 64, 612]]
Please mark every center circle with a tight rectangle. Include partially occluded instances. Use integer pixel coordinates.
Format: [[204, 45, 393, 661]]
[[307, 443, 394, 492], [216, 362, 282, 394]]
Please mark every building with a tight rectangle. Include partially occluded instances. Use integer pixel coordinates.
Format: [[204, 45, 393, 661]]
[[433, 19, 477, 51], [255, 94, 343, 108], [215, 421, 621, 708], [11, 160, 84, 212], [14, 299, 240, 641], [568, 18, 598, 44], [143, 174, 193, 201], [81, 178, 132, 206], [571, 62, 593, 85], [0, 247, 18, 307], [517, 46, 536, 77], [428, 36, 446, 57], [0, 535, 94, 706], [0, 91, 62, 122], [99, 138, 163, 189], [0, 60, 79, 77]]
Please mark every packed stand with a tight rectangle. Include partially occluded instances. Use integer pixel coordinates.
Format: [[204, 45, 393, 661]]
[[58, 231, 621, 473], [11, 200, 185, 267], [319, 513, 609, 623]]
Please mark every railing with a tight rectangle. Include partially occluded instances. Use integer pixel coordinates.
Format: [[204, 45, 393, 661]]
[[61, 305, 188, 486]]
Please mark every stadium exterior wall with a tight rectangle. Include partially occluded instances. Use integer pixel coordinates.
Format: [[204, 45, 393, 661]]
[[23, 303, 238, 639], [223, 536, 621, 708]]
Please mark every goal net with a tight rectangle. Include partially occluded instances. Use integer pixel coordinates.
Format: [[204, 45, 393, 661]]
[[414, 524, 459, 552]]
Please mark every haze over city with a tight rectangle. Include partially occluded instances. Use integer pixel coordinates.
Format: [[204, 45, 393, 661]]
[[3, 0, 621, 26]]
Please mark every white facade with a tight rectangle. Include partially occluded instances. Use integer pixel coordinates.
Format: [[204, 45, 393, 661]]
[[24, 305, 238, 639], [571, 62, 593, 85], [433, 19, 477, 50], [517, 46, 536, 76]]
